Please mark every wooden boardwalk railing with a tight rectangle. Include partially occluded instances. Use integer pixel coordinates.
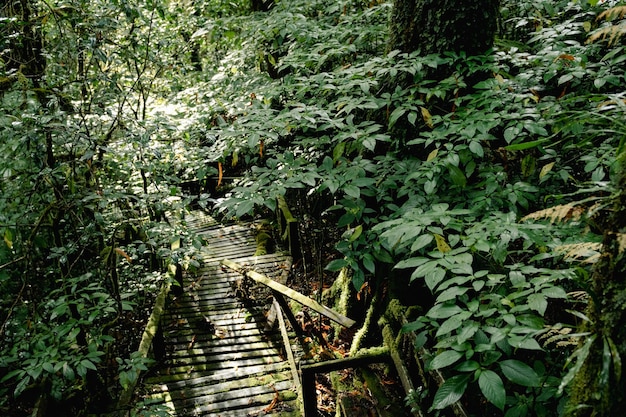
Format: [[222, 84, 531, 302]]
[[132, 212, 303, 416]]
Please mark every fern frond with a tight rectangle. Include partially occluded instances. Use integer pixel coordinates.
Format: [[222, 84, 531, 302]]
[[587, 21, 626, 45], [616, 233, 626, 254], [555, 242, 602, 264], [597, 6, 626, 22], [588, 6, 626, 45], [521, 203, 585, 224]]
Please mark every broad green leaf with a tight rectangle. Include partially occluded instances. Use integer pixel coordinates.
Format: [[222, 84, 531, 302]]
[[395, 257, 430, 269], [508, 335, 543, 351], [524, 122, 549, 136], [469, 141, 484, 157], [424, 179, 437, 194], [457, 320, 480, 345], [411, 260, 440, 280], [436, 286, 469, 304], [427, 303, 463, 319], [343, 185, 360, 199], [430, 374, 470, 411], [527, 293, 548, 315], [81, 359, 98, 371], [479, 370, 505, 410], [542, 286, 567, 299], [424, 267, 446, 290], [388, 107, 406, 128], [500, 360, 540, 387], [455, 360, 480, 372], [411, 234, 434, 252], [362, 253, 375, 274], [325, 258, 348, 271], [428, 350, 464, 371], [427, 149, 438, 161], [447, 164, 467, 187], [436, 311, 472, 337]]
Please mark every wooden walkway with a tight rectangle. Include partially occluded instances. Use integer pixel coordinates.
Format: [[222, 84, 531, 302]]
[[136, 212, 302, 416]]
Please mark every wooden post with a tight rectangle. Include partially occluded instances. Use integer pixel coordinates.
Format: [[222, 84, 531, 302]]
[[276, 195, 300, 260], [300, 349, 391, 417]]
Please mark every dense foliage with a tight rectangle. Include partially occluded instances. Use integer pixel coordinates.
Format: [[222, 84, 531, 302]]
[[1, 0, 625, 415]]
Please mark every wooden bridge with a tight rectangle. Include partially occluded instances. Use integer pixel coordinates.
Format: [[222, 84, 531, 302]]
[[129, 211, 305, 416], [117, 209, 440, 417]]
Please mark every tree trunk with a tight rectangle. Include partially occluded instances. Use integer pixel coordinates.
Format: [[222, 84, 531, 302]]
[[566, 164, 626, 416], [251, 0, 273, 12], [388, 0, 500, 56]]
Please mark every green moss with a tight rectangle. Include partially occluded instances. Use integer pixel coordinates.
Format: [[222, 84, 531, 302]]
[[255, 231, 272, 256], [350, 292, 378, 356]]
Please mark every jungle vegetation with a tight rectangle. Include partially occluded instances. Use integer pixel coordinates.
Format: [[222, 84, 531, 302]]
[[1, 0, 626, 415]]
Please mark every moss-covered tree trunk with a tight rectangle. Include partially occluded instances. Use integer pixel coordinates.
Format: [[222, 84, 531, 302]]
[[388, 0, 500, 56], [567, 162, 626, 416]]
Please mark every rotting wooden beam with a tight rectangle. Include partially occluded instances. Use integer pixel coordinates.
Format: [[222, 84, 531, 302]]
[[273, 297, 303, 406], [221, 258, 355, 328], [117, 277, 171, 410]]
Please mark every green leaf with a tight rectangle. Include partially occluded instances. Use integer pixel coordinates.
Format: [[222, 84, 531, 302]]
[[427, 303, 463, 319], [362, 253, 375, 274], [81, 359, 98, 371], [559, 335, 596, 394], [424, 267, 446, 290], [479, 370, 505, 410], [606, 336, 622, 384], [508, 335, 543, 351], [424, 179, 437, 194], [542, 286, 567, 299], [428, 350, 464, 371], [500, 360, 540, 387], [42, 362, 55, 374], [527, 293, 548, 315], [395, 257, 429, 269], [504, 139, 548, 151], [235, 200, 255, 218], [457, 320, 480, 345], [343, 184, 360, 199], [455, 360, 480, 372], [411, 234, 434, 252], [436, 311, 472, 337], [63, 362, 75, 381], [325, 258, 348, 271], [388, 107, 406, 128], [447, 164, 467, 187], [430, 373, 470, 411], [469, 141, 484, 157], [435, 286, 469, 304], [412, 260, 440, 280]]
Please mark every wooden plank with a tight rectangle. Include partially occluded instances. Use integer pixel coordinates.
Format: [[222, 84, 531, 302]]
[[146, 361, 291, 385], [222, 258, 355, 328]]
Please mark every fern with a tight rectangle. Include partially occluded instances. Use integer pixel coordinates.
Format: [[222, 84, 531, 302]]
[[554, 242, 602, 264], [521, 203, 585, 224], [588, 6, 626, 45]]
